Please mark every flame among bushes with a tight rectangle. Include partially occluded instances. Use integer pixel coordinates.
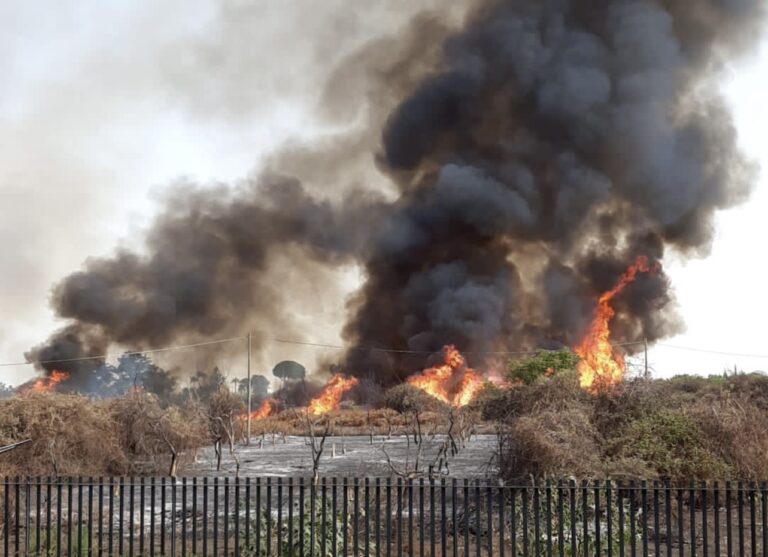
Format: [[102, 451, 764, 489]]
[[574, 256, 658, 393], [408, 345, 483, 407], [28, 370, 70, 393], [308, 374, 359, 416], [249, 398, 278, 420]]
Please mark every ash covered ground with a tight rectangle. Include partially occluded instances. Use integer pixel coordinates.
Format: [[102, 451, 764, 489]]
[[189, 435, 498, 478]]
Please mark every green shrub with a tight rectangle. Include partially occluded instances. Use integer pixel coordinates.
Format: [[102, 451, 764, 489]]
[[507, 350, 580, 386], [606, 411, 730, 480]]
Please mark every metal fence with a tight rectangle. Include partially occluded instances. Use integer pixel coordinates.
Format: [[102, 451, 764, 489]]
[[1, 477, 767, 556]]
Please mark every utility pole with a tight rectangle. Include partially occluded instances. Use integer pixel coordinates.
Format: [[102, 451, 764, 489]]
[[644, 338, 649, 380], [246, 332, 252, 445]]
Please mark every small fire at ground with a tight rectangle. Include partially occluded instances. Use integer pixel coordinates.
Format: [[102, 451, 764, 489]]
[[28, 370, 70, 393], [308, 373, 359, 416], [574, 256, 658, 393], [408, 345, 484, 407], [249, 398, 277, 420]]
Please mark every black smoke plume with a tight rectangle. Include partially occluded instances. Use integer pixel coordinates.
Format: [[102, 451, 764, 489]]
[[28, 0, 763, 389]]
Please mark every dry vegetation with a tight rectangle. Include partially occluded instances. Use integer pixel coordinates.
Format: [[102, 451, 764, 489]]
[[2, 354, 768, 484], [480, 352, 768, 483]]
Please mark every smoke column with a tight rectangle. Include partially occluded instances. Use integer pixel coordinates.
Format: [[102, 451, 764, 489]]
[[28, 0, 763, 389]]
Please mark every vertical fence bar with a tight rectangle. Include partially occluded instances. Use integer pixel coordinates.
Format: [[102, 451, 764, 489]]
[[48, 477, 54, 557], [665, 481, 672, 557], [57, 478, 63, 557], [213, 477, 219, 557], [749, 482, 756, 557], [235, 477, 241, 557], [594, 480, 601, 557], [396, 478, 403, 557], [67, 477, 73, 557], [35, 477, 41, 555], [451, 479, 457, 557], [653, 481, 661, 557], [129, 477, 134, 557], [569, 482, 576, 557], [441, 479, 447, 557], [343, 478, 349, 557], [354, 478, 360, 557], [334, 478, 339, 557], [464, 480, 470, 557], [374, 479, 380, 557], [276, 478, 282, 557], [408, 479, 414, 557], [618, 481, 625, 557], [150, 478, 155, 557], [557, 481, 564, 557], [107, 478, 113, 557], [534, 482, 541, 557], [364, 478, 369, 557], [690, 482, 696, 557], [760, 481, 768, 555], [202, 477, 209, 557], [310, 478, 316, 557], [87, 477, 93, 557], [224, 477, 230, 557], [487, 480, 494, 557], [193, 477, 198, 556], [642, 481, 649, 557], [677, 485, 684, 557], [119, 477, 125, 557], [139, 477, 145, 557], [726, 482, 733, 557], [182, 478, 187, 557], [581, 481, 588, 557], [631, 480, 638, 557], [170, 478, 176, 557], [714, 482, 721, 557], [160, 478, 166, 557], [511, 487, 517, 557], [419, 479, 425, 557], [428, 478, 435, 557], [738, 481, 745, 557], [24, 478, 31, 557], [3, 478, 8, 557], [761, 483, 767, 557], [475, 480, 481, 557], [499, 482, 506, 557], [522, 486, 529, 557], [322, 478, 328, 557], [13, 476, 19, 555], [77, 477, 83, 557], [701, 482, 708, 557], [255, 477, 261, 557], [300, 478, 306, 557], [606, 481, 613, 557], [244, 477, 250, 554], [288, 478, 294, 557]]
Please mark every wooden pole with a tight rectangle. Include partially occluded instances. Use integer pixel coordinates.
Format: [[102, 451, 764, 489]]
[[246, 332, 252, 444]]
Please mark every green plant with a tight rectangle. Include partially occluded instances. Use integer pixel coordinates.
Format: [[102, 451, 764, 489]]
[[606, 411, 731, 480], [507, 351, 580, 386]]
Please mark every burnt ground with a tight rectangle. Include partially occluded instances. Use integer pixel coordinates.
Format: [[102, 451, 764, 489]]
[[187, 434, 499, 478]]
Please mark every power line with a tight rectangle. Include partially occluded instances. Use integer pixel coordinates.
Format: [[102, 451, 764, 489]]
[[0, 336, 247, 368], [1, 334, 647, 369], [653, 343, 768, 359]]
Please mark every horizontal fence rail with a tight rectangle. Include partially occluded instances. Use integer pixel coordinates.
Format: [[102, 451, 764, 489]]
[[0, 477, 766, 556]]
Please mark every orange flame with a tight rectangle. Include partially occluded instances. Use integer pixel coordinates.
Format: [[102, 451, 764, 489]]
[[250, 398, 278, 420], [408, 345, 483, 407], [29, 370, 70, 393], [308, 373, 359, 416], [574, 256, 658, 393]]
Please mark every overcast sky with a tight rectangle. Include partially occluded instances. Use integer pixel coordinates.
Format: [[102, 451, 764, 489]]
[[1, 1, 767, 385]]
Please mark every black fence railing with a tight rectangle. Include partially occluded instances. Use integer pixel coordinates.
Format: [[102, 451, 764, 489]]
[[0, 477, 766, 556]]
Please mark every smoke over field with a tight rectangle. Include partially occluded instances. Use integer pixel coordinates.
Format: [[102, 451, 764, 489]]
[[27, 0, 764, 390]]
